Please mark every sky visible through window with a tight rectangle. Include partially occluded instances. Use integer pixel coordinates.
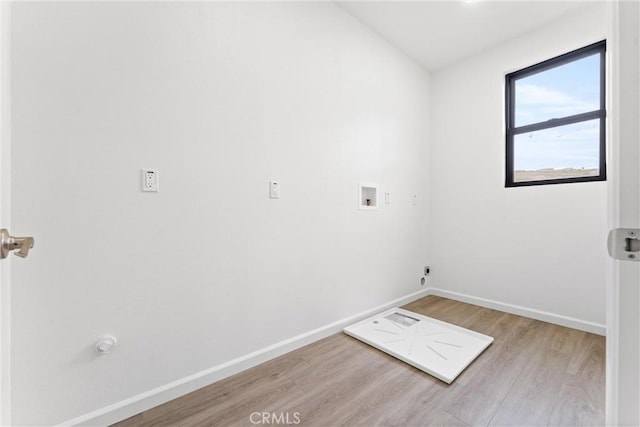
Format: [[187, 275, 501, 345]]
[[514, 54, 600, 171]]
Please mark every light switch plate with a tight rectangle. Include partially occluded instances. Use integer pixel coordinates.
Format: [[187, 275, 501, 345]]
[[269, 180, 280, 199]]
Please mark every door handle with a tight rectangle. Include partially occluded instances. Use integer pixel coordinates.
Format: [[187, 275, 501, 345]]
[[0, 228, 35, 259]]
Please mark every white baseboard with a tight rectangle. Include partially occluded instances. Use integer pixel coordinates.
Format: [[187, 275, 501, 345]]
[[426, 287, 606, 336], [59, 288, 430, 427], [60, 286, 605, 426]]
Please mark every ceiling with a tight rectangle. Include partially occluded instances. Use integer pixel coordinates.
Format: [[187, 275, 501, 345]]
[[334, 1, 598, 70]]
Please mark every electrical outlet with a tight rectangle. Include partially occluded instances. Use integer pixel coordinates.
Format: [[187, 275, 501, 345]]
[[142, 169, 159, 192]]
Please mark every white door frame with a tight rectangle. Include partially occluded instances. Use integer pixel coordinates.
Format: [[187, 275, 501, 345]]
[[0, 2, 11, 425], [606, 1, 640, 425], [0, 0, 11, 425], [0, 1, 11, 424]]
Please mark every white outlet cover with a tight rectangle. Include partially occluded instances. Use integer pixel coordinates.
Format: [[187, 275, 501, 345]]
[[142, 169, 159, 192], [344, 308, 493, 384]]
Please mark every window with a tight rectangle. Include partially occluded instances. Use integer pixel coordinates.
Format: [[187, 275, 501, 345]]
[[505, 41, 606, 187]]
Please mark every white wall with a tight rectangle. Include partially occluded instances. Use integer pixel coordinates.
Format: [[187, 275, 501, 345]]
[[8, 3, 430, 425], [429, 5, 608, 327]]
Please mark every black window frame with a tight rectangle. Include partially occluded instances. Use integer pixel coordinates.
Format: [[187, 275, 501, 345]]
[[505, 40, 607, 187]]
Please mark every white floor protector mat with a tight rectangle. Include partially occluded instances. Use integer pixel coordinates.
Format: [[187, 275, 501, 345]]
[[343, 308, 494, 384]]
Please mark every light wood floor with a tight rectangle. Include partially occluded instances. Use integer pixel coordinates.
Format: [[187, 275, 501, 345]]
[[114, 296, 605, 426]]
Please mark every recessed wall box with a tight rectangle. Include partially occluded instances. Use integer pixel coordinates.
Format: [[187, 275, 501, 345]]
[[358, 182, 378, 211]]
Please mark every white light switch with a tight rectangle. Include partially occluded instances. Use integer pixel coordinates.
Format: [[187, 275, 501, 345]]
[[385, 192, 391, 204], [269, 180, 280, 199], [142, 169, 159, 192], [412, 194, 417, 206]]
